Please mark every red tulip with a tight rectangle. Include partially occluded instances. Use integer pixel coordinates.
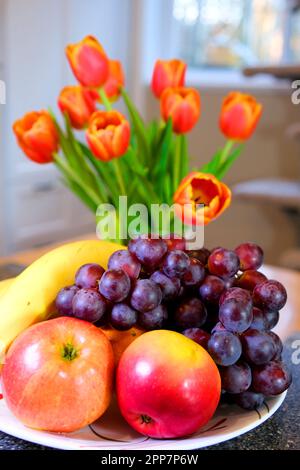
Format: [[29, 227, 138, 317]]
[[151, 59, 186, 98], [103, 60, 125, 101], [160, 87, 200, 134], [66, 36, 109, 87], [58, 86, 99, 129], [220, 92, 262, 141], [13, 111, 59, 164], [86, 110, 130, 161], [174, 172, 231, 225]]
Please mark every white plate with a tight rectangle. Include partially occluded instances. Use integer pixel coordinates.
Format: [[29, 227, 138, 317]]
[[0, 386, 286, 450]]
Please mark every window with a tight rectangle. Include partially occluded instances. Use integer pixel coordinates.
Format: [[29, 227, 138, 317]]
[[172, 0, 300, 69]]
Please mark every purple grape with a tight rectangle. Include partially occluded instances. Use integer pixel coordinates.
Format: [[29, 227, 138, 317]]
[[150, 270, 181, 301], [234, 270, 267, 291], [234, 390, 265, 410], [219, 287, 252, 306], [99, 269, 131, 302], [75, 263, 105, 288], [234, 242, 264, 271], [72, 288, 107, 323], [219, 361, 252, 393], [130, 279, 162, 312], [108, 250, 141, 279], [175, 298, 207, 330], [199, 275, 225, 305], [138, 304, 168, 330], [250, 307, 268, 331], [186, 248, 210, 265], [163, 233, 186, 251], [252, 361, 292, 395], [208, 248, 239, 279], [55, 285, 79, 316], [182, 258, 205, 287], [128, 237, 167, 268], [253, 280, 287, 311], [182, 328, 210, 349], [211, 321, 226, 334], [219, 298, 253, 333], [162, 250, 190, 278], [241, 329, 276, 365], [264, 310, 279, 330], [223, 277, 235, 290], [207, 331, 242, 366], [268, 331, 283, 360], [110, 303, 138, 330]]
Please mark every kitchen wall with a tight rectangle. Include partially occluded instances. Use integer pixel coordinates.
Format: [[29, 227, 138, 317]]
[[0, 0, 133, 255], [144, 86, 300, 264]]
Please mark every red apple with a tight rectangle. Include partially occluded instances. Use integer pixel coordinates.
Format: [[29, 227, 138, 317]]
[[1, 317, 114, 432], [116, 330, 221, 438]]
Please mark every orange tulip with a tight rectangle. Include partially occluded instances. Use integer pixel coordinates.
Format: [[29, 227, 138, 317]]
[[66, 35, 109, 87], [103, 60, 125, 101], [151, 59, 186, 98], [86, 110, 130, 161], [174, 172, 231, 225], [160, 87, 200, 134], [58, 86, 99, 129], [13, 111, 59, 164], [219, 92, 262, 141]]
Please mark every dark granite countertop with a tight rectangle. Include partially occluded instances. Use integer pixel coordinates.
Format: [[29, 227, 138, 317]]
[[0, 334, 298, 451]]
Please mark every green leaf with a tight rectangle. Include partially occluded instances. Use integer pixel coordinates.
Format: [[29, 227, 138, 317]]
[[200, 149, 222, 174], [121, 88, 150, 163], [153, 119, 173, 178], [54, 153, 102, 207], [164, 173, 172, 204], [79, 143, 119, 204], [179, 135, 189, 180], [122, 147, 148, 177], [215, 145, 243, 179]]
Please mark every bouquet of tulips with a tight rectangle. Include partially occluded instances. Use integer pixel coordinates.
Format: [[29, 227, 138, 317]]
[[13, 35, 262, 243]]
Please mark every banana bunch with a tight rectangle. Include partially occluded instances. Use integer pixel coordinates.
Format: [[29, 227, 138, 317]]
[[0, 239, 123, 354]]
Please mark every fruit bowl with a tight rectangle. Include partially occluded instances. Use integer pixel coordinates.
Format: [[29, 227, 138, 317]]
[[0, 386, 286, 450]]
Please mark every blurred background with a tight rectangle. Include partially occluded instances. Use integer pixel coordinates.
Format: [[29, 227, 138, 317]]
[[0, 0, 300, 268]]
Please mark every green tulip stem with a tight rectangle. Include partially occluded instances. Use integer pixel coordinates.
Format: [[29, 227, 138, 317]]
[[112, 158, 126, 195], [174, 134, 182, 192], [98, 87, 113, 111], [219, 139, 235, 167]]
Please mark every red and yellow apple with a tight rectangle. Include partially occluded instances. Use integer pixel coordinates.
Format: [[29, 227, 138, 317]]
[[116, 330, 221, 438], [1, 317, 114, 433]]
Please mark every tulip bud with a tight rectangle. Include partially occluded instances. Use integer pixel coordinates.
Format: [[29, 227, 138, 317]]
[[13, 111, 59, 164], [86, 110, 130, 161], [58, 86, 99, 129], [219, 92, 262, 141], [102, 60, 125, 101], [66, 35, 109, 87], [160, 87, 200, 134], [151, 60, 186, 98], [174, 172, 231, 225]]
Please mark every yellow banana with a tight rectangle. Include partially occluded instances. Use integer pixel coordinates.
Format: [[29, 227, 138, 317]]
[[0, 278, 15, 297], [0, 239, 123, 353]]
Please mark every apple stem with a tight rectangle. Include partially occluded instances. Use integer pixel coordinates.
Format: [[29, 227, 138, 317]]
[[61, 343, 78, 361], [140, 414, 152, 424]]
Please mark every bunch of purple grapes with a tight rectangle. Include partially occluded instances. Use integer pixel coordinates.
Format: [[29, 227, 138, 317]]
[[55, 236, 292, 411]]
